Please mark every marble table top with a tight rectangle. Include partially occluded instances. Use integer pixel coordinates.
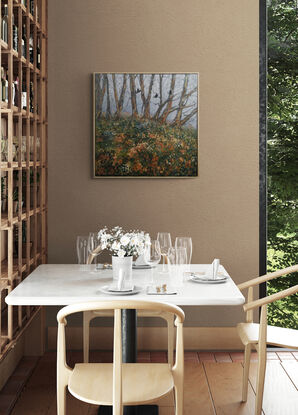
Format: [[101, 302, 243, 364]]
[[6, 264, 245, 307]]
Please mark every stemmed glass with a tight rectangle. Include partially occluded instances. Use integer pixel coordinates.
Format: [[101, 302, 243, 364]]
[[175, 246, 188, 286], [175, 237, 192, 267], [76, 236, 88, 264], [87, 232, 103, 270], [144, 240, 161, 283], [157, 232, 172, 273]]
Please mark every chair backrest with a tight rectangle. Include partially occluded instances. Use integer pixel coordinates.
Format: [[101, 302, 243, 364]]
[[57, 300, 185, 411], [238, 265, 298, 323]]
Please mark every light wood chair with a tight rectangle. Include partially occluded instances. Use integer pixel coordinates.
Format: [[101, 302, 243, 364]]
[[84, 252, 175, 365], [57, 300, 185, 415], [237, 264, 298, 415]]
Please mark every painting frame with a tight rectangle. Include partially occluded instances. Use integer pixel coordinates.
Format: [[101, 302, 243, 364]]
[[92, 72, 199, 178]]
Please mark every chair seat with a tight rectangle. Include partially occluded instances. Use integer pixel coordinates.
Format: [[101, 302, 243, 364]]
[[68, 363, 174, 406], [237, 322, 298, 348]]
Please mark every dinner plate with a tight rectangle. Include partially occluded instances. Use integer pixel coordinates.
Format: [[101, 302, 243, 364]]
[[132, 264, 154, 269], [98, 285, 143, 296], [190, 275, 228, 284]]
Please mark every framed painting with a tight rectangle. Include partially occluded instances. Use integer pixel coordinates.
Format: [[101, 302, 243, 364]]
[[93, 72, 199, 178]]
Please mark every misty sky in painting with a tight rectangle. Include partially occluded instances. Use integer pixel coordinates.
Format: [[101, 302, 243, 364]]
[[95, 73, 198, 129]]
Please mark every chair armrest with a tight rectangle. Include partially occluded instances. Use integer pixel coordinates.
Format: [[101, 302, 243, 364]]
[[238, 265, 298, 291], [243, 284, 298, 312]]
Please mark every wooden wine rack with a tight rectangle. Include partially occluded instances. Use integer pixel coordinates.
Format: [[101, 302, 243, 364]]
[[0, 0, 47, 358]]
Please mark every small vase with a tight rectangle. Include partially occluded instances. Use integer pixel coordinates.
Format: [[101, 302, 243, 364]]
[[112, 256, 133, 288]]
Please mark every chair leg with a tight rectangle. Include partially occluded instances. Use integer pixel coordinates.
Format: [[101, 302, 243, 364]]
[[255, 347, 267, 415], [113, 402, 123, 415], [167, 317, 174, 367], [174, 384, 183, 415], [57, 384, 67, 415], [242, 343, 252, 402], [83, 312, 90, 363]]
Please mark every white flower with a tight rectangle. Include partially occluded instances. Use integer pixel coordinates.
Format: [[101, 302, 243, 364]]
[[118, 249, 125, 258], [112, 241, 120, 251], [130, 236, 138, 246], [101, 233, 110, 243], [120, 235, 130, 246]]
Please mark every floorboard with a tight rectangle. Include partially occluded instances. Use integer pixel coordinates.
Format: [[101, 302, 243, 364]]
[[10, 353, 56, 415], [204, 362, 256, 415], [248, 360, 298, 415], [184, 361, 215, 415], [281, 361, 298, 390]]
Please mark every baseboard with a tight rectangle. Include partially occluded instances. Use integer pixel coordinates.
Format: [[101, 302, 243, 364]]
[[48, 326, 243, 351]]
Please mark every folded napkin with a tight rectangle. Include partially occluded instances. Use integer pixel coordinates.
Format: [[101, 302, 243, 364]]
[[204, 259, 220, 279], [135, 254, 148, 266]]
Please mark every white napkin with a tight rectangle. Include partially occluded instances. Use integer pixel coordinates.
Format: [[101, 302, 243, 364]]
[[135, 254, 148, 266], [205, 259, 220, 279]]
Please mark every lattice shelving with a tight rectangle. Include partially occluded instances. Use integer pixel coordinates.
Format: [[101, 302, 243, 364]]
[[0, 0, 47, 357]]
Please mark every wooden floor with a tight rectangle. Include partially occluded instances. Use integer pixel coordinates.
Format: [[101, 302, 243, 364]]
[[1, 350, 297, 415]]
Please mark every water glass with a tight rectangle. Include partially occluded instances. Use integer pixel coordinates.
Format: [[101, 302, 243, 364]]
[[168, 246, 187, 286], [76, 236, 88, 264], [175, 237, 192, 265], [144, 240, 161, 283], [157, 232, 172, 273]]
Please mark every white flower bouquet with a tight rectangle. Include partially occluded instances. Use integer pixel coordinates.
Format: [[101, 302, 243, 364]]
[[98, 226, 150, 258]]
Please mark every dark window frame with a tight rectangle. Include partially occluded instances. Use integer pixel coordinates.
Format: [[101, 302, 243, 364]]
[[259, 0, 267, 299]]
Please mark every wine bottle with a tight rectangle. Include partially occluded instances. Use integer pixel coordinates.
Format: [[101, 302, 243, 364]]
[[30, 0, 34, 16], [29, 81, 34, 112], [29, 33, 34, 64], [37, 37, 40, 69], [22, 24, 27, 58], [12, 81, 15, 107], [1, 67, 5, 102], [5, 69, 8, 103], [1, 4, 8, 43], [14, 76, 19, 107], [22, 80, 27, 110], [13, 14, 18, 52]]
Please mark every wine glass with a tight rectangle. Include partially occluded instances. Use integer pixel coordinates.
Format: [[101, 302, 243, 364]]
[[157, 232, 172, 273], [87, 232, 102, 269], [175, 246, 187, 286], [144, 240, 161, 283], [76, 236, 88, 264], [175, 237, 192, 267]]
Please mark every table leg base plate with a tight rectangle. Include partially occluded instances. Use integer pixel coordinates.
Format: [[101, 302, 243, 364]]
[[98, 405, 158, 414]]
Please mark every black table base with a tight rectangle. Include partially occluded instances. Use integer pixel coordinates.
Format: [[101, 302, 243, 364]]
[[98, 310, 158, 415], [98, 405, 158, 414]]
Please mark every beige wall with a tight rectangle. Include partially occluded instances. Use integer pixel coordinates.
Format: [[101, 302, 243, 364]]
[[48, 0, 259, 326]]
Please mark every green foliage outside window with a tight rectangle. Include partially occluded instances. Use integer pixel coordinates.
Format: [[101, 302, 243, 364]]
[[267, 0, 298, 329]]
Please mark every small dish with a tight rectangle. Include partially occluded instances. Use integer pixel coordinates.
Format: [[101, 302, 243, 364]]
[[190, 274, 228, 284], [133, 264, 154, 269], [108, 285, 134, 293], [98, 285, 143, 296]]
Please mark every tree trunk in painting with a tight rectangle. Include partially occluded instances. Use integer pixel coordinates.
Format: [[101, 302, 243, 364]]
[[129, 74, 138, 118]]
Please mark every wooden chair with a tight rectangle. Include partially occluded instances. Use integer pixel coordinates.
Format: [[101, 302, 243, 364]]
[[237, 265, 298, 415], [84, 252, 175, 365], [57, 300, 185, 415]]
